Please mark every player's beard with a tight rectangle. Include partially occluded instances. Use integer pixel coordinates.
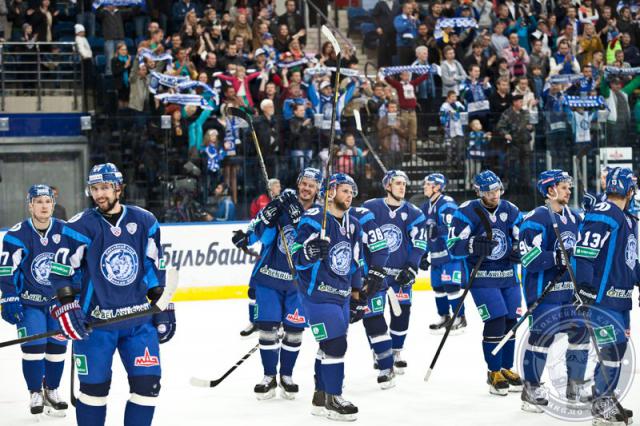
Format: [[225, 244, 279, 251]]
[[334, 198, 351, 212], [96, 196, 119, 214]]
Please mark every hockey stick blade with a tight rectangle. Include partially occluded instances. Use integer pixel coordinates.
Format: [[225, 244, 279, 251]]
[[226, 106, 251, 122], [321, 25, 341, 55], [386, 287, 402, 317], [353, 109, 363, 132], [190, 344, 260, 388]]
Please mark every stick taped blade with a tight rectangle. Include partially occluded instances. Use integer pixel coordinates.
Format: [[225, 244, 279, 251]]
[[424, 368, 432, 382], [157, 268, 179, 311], [321, 25, 341, 55], [387, 287, 402, 316], [353, 109, 362, 131], [190, 377, 211, 387]]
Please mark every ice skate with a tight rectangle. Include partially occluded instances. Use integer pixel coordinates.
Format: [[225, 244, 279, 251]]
[[377, 368, 396, 390], [325, 394, 358, 422], [393, 350, 407, 375], [501, 368, 523, 392], [521, 382, 548, 413], [43, 388, 68, 417], [429, 315, 451, 334], [487, 371, 509, 396], [279, 375, 298, 400], [254, 375, 276, 400]]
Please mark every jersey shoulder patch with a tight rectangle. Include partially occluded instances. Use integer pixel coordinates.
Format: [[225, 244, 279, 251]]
[[67, 210, 86, 223], [8, 221, 22, 232], [304, 207, 322, 218], [443, 195, 455, 203], [459, 200, 472, 209]]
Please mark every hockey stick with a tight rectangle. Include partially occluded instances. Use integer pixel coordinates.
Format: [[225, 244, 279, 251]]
[[190, 344, 259, 388], [425, 207, 492, 382], [546, 202, 629, 425], [0, 269, 179, 349], [70, 349, 77, 407], [319, 25, 342, 240], [353, 109, 386, 175], [491, 268, 567, 356]]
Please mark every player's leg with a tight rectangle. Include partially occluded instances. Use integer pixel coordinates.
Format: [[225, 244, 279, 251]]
[[278, 289, 306, 399], [74, 329, 118, 426], [499, 285, 524, 391], [362, 293, 394, 389], [17, 306, 47, 415], [240, 285, 258, 337], [446, 261, 467, 332], [429, 265, 451, 333], [389, 283, 411, 372], [565, 306, 591, 405], [253, 285, 283, 399], [118, 322, 162, 426], [43, 307, 68, 416]]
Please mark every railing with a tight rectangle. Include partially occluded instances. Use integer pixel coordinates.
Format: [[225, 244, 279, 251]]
[[301, 0, 356, 52], [0, 41, 82, 111]]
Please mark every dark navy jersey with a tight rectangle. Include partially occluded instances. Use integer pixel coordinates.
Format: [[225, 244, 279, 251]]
[[349, 206, 389, 274], [420, 194, 458, 266], [0, 218, 67, 306], [519, 205, 581, 305], [292, 207, 363, 305], [449, 199, 523, 288], [573, 200, 639, 311], [50, 206, 166, 329]]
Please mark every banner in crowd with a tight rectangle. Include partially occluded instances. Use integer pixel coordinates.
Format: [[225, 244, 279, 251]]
[[92, 0, 145, 10]]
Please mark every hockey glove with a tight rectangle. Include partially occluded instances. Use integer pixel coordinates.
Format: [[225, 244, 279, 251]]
[[582, 192, 597, 212], [554, 248, 572, 270], [51, 300, 89, 340], [303, 237, 330, 262], [364, 266, 386, 297], [258, 200, 281, 228], [419, 254, 431, 271], [574, 285, 597, 313], [154, 303, 176, 344], [508, 248, 521, 264], [232, 229, 249, 249], [349, 292, 367, 324], [427, 224, 448, 240], [277, 191, 304, 225], [469, 236, 497, 257], [0, 295, 24, 325], [396, 267, 417, 288]]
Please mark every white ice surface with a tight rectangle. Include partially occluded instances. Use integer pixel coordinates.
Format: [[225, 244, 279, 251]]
[[0, 291, 637, 426]]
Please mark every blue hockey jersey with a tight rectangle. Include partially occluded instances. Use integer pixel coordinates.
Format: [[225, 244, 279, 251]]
[[573, 200, 639, 311], [0, 218, 67, 307], [420, 194, 458, 266], [361, 199, 427, 285], [349, 206, 390, 274], [449, 199, 522, 288], [519, 205, 581, 305], [292, 207, 363, 304], [50, 206, 166, 329]]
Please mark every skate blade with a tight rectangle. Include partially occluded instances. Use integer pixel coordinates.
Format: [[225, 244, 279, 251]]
[[509, 385, 524, 392], [279, 387, 297, 400], [44, 406, 67, 417], [325, 411, 357, 422], [592, 418, 627, 426], [489, 386, 509, 396], [311, 406, 327, 417], [255, 389, 276, 400], [394, 367, 406, 376], [521, 401, 545, 413], [379, 380, 396, 390], [429, 329, 445, 335], [449, 327, 466, 336]]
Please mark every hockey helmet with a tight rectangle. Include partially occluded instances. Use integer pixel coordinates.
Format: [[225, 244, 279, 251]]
[[536, 169, 572, 197]]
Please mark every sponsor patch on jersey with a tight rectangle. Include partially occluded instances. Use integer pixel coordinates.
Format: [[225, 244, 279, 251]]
[[310, 323, 328, 341], [625, 234, 638, 270], [17, 327, 27, 339], [100, 244, 139, 286], [52, 234, 61, 244], [30, 252, 54, 286], [74, 354, 88, 375], [452, 271, 462, 284], [134, 347, 160, 367], [286, 309, 306, 324], [40, 237, 48, 246], [126, 223, 137, 235], [370, 296, 384, 313], [477, 304, 490, 321], [487, 229, 508, 260], [395, 288, 411, 300], [560, 215, 567, 224], [277, 225, 296, 255], [111, 227, 121, 237], [380, 224, 403, 253], [253, 304, 259, 320], [594, 325, 616, 345], [329, 241, 352, 276]]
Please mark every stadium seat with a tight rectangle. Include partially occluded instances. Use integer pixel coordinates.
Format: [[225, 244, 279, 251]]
[[94, 54, 107, 74], [53, 21, 75, 39], [88, 36, 105, 55], [347, 7, 372, 37], [360, 23, 378, 51]]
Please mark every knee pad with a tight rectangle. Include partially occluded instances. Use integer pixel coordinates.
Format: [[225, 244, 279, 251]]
[[79, 380, 111, 406], [282, 329, 303, 345], [45, 342, 66, 362], [527, 332, 553, 353], [21, 343, 46, 361], [363, 315, 388, 337], [320, 336, 348, 358], [483, 317, 506, 342], [128, 375, 161, 399], [257, 322, 279, 342]]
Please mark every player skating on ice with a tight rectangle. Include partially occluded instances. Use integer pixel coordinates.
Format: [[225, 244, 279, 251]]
[[419, 173, 467, 334], [362, 170, 427, 374], [49, 163, 176, 426], [292, 173, 363, 421], [518, 170, 590, 412], [573, 167, 636, 426], [0, 185, 69, 417], [232, 167, 322, 400], [349, 205, 392, 388], [448, 170, 524, 395]]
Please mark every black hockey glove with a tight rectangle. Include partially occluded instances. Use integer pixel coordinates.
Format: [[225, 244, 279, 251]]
[[396, 267, 417, 288], [419, 254, 431, 271], [258, 199, 281, 227], [232, 229, 249, 249], [427, 224, 448, 240], [277, 191, 304, 225], [349, 292, 368, 324], [554, 248, 572, 270], [469, 236, 497, 257], [574, 284, 597, 313], [153, 303, 176, 344], [303, 237, 330, 262], [364, 266, 386, 297], [508, 247, 521, 264]]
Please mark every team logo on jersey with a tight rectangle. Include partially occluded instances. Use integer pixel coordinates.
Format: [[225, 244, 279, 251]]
[[30, 252, 54, 286], [126, 223, 137, 235], [276, 225, 296, 255], [389, 210, 396, 219], [134, 347, 160, 367], [380, 224, 403, 253], [395, 287, 411, 300], [401, 212, 408, 221], [329, 241, 352, 276], [487, 229, 508, 260], [625, 234, 638, 270], [554, 231, 577, 251], [74, 354, 88, 375], [52, 234, 61, 244], [499, 213, 508, 222], [40, 237, 48, 246], [111, 227, 121, 237], [100, 244, 139, 286], [286, 309, 306, 324]]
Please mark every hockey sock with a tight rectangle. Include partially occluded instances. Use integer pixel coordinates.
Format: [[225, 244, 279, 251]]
[[522, 333, 551, 385], [501, 318, 517, 370], [445, 285, 465, 317], [482, 317, 505, 372], [257, 324, 280, 376], [433, 290, 450, 316], [364, 315, 393, 370], [566, 327, 590, 382], [44, 343, 67, 389], [319, 337, 347, 396], [21, 345, 45, 392], [124, 401, 155, 426], [390, 304, 411, 350], [315, 350, 324, 392], [593, 343, 626, 397], [248, 302, 256, 323], [76, 400, 107, 426], [279, 329, 302, 377]]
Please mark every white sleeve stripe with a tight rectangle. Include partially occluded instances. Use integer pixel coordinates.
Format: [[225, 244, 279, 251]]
[[78, 392, 108, 406], [45, 353, 67, 362], [22, 353, 45, 361], [129, 393, 158, 407]]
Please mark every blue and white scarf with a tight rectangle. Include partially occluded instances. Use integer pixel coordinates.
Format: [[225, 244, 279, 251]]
[[92, 0, 145, 10], [137, 48, 173, 65], [548, 73, 583, 85], [381, 65, 440, 76], [155, 93, 214, 110], [436, 17, 478, 30], [564, 95, 606, 109], [604, 66, 640, 77], [149, 71, 191, 94], [276, 58, 309, 69], [177, 80, 220, 106]]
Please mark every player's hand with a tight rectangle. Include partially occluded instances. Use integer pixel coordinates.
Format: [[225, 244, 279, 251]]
[[51, 301, 89, 340], [258, 199, 281, 227], [0, 295, 24, 325], [574, 284, 597, 313], [554, 248, 572, 269], [364, 266, 385, 297], [419, 255, 431, 271], [277, 191, 304, 225], [582, 192, 597, 212], [349, 292, 367, 324], [154, 303, 176, 344], [508, 247, 521, 264], [303, 237, 330, 262], [469, 236, 497, 257], [396, 267, 417, 288], [427, 224, 448, 240], [232, 229, 249, 249]]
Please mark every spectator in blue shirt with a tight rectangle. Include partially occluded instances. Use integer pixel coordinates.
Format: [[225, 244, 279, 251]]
[[394, 1, 418, 65]]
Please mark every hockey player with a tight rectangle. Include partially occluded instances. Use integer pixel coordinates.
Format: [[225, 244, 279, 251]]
[[349, 205, 392, 388], [232, 167, 322, 400], [0, 185, 69, 417], [582, 166, 610, 212], [573, 167, 636, 425], [49, 163, 176, 426], [518, 170, 590, 412], [420, 173, 467, 334], [292, 173, 363, 421], [363, 170, 427, 373], [449, 170, 524, 395]]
